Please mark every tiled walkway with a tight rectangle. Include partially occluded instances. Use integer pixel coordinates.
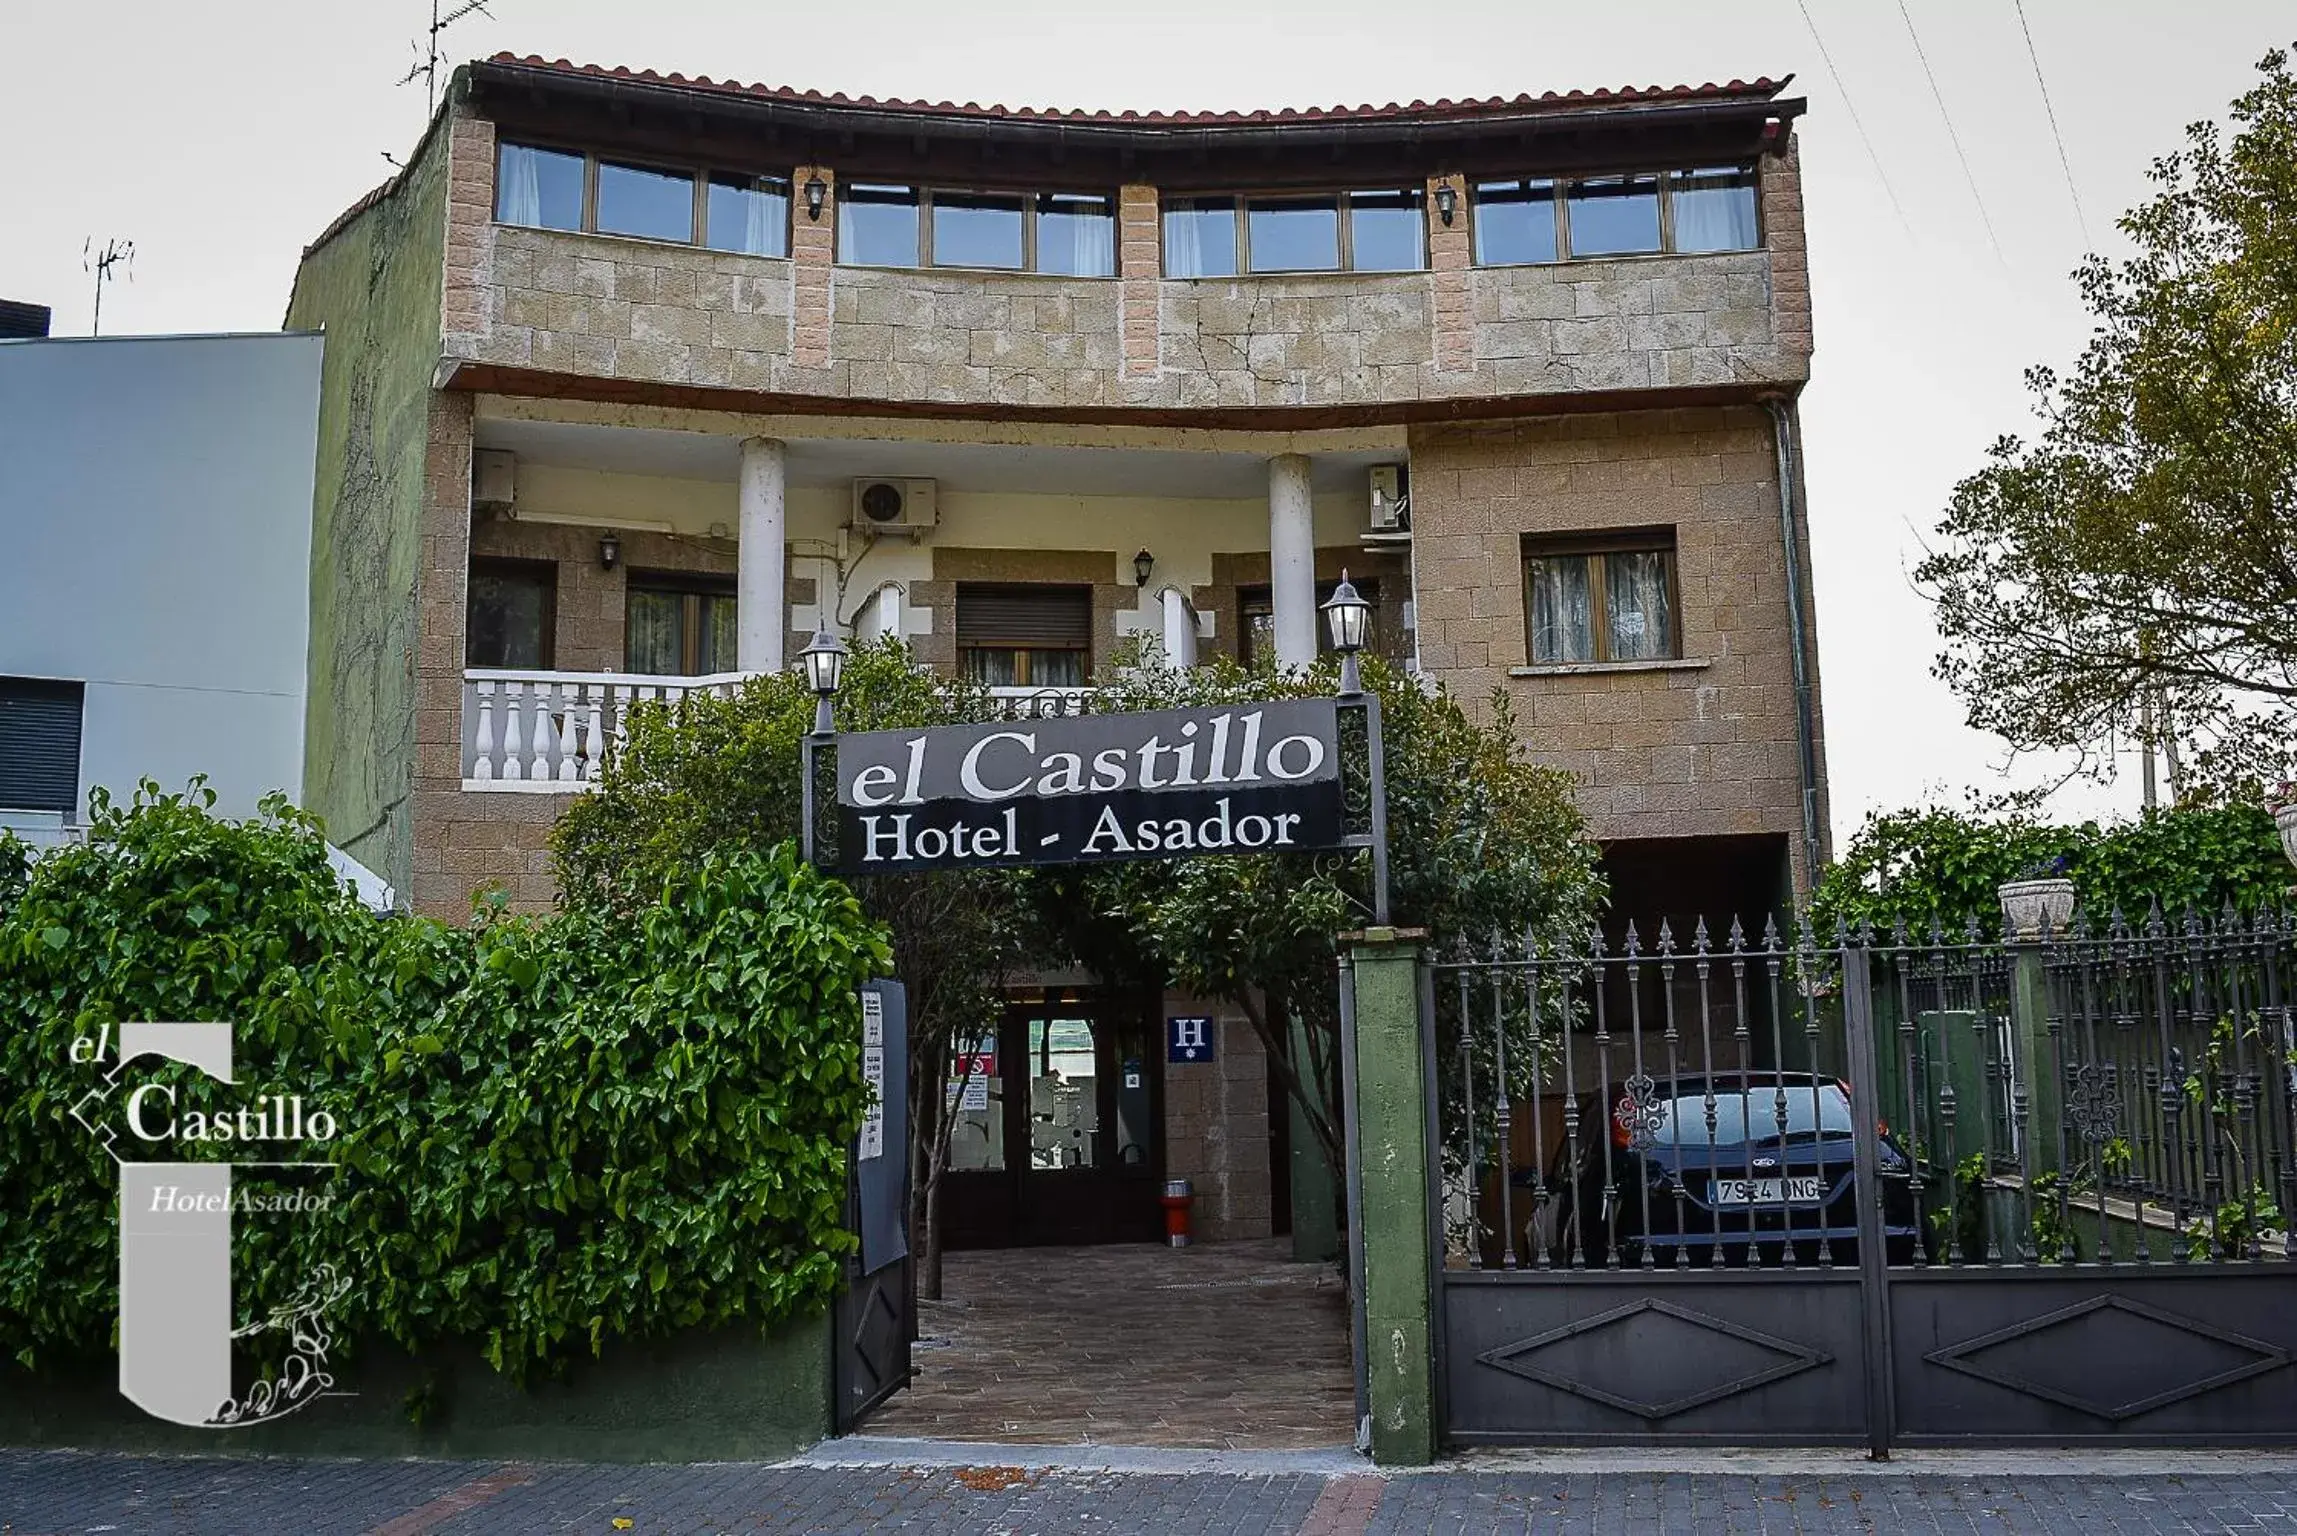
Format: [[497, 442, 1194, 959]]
[[860, 1238, 1356, 1449]]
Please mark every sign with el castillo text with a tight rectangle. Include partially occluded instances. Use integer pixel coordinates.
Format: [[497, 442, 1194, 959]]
[[833, 700, 1344, 874]]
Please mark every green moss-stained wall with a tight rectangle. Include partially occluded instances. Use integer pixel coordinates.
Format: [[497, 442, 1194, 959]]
[[284, 112, 451, 897], [1, 1319, 833, 1462]]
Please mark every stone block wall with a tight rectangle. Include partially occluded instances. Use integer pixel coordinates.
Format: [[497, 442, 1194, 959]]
[[1160, 1004, 1274, 1244], [1408, 405, 1829, 873], [443, 134, 1809, 413]]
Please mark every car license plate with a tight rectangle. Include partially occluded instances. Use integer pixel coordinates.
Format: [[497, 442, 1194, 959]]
[[1709, 1176, 1823, 1206]]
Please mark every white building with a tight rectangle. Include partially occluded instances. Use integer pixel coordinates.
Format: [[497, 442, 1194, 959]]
[[0, 331, 324, 845]]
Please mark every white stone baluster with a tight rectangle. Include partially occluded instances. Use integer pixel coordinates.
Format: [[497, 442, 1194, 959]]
[[556, 681, 582, 782], [579, 684, 606, 782], [472, 681, 496, 781], [500, 681, 526, 781], [613, 684, 634, 762], [528, 685, 556, 780]]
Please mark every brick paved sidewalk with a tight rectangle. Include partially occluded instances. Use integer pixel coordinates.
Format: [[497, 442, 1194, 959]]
[[8, 1447, 2297, 1535]]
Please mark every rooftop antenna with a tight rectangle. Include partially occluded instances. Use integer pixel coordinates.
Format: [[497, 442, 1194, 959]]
[[398, 0, 494, 117], [84, 237, 134, 336]]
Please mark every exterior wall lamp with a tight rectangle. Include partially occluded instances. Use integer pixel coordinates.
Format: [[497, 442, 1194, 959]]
[[1322, 570, 1372, 697], [804, 174, 828, 221], [597, 533, 622, 571], [1434, 182, 1457, 226], [1133, 548, 1155, 587]]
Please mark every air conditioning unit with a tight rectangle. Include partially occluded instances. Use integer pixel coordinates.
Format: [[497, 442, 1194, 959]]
[[851, 477, 938, 536], [1367, 463, 1410, 536], [472, 449, 517, 511]]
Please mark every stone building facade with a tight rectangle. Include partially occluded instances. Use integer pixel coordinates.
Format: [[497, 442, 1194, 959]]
[[288, 55, 1828, 1250]]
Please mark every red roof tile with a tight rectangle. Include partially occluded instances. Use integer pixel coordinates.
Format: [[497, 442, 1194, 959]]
[[480, 53, 1792, 129]]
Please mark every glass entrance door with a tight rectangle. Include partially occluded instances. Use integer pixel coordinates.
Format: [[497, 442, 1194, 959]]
[[938, 994, 1163, 1248]]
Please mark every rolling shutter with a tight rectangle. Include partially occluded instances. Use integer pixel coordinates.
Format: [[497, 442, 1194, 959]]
[[0, 678, 85, 814], [955, 585, 1093, 648]]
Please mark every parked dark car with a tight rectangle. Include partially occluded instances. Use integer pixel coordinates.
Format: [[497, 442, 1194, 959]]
[[1541, 1073, 1919, 1266]]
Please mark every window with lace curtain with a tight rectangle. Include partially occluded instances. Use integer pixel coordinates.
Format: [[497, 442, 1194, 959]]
[[494, 142, 790, 257], [1523, 531, 1679, 665]]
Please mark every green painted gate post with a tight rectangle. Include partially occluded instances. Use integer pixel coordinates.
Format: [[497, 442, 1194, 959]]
[[2009, 940, 2060, 1179], [1344, 926, 1435, 1467]]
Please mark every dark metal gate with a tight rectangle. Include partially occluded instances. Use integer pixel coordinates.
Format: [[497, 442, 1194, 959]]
[[1430, 909, 2297, 1450], [834, 979, 914, 1432]]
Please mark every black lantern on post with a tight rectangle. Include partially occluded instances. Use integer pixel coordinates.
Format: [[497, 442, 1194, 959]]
[[798, 627, 846, 735], [1322, 570, 1387, 922], [804, 174, 828, 221], [1321, 570, 1372, 698], [1434, 180, 1457, 226], [796, 628, 846, 867]]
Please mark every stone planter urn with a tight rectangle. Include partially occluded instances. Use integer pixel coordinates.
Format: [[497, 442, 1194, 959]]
[[1998, 877, 2077, 939], [2276, 804, 2297, 872]]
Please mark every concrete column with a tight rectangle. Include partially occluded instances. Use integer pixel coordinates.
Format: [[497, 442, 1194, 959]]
[[737, 437, 788, 672], [1267, 453, 1317, 669], [1158, 587, 1198, 668]]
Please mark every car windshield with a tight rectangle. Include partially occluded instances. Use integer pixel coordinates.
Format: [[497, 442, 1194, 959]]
[[1650, 1083, 1854, 1144]]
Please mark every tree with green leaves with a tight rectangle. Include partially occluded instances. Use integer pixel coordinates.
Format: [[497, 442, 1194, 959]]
[[550, 642, 1025, 1298], [1027, 647, 1603, 1190], [1917, 44, 2297, 796]]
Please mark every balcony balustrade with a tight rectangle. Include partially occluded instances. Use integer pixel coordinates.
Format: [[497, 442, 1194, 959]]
[[461, 670, 1108, 791]]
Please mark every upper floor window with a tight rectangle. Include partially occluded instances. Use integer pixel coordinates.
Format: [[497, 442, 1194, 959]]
[[836, 185, 1115, 276], [494, 142, 790, 258], [1164, 190, 1426, 277], [0, 677, 83, 815], [1523, 531, 1679, 665], [466, 559, 556, 670], [957, 584, 1093, 687], [1239, 579, 1380, 669], [1474, 165, 1760, 266], [626, 572, 738, 677]]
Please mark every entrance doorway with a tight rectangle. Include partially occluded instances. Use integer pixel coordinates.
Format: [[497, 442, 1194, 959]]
[[941, 991, 1164, 1248]]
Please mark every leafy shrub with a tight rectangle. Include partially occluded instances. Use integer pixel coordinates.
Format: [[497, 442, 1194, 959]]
[[0, 783, 885, 1381], [1811, 802, 2288, 938]]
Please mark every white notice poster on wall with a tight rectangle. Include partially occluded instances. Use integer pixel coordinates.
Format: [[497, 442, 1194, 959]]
[[859, 992, 887, 1160]]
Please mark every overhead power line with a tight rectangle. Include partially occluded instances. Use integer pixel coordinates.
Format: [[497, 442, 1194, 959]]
[[1792, 0, 1916, 241], [2012, 0, 2093, 247], [1896, 0, 2006, 266]]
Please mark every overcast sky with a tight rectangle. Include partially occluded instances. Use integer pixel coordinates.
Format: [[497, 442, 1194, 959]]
[[3, 2, 2284, 848]]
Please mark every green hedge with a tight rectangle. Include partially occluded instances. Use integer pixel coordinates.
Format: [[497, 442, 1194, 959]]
[[1811, 802, 2290, 937], [0, 783, 887, 1382]]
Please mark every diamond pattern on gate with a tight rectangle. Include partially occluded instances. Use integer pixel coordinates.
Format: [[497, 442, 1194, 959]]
[[1476, 1298, 1833, 1421], [1925, 1293, 2291, 1422]]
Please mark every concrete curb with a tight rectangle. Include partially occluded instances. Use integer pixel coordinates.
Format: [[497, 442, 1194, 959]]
[[800, 1435, 2297, 1482]]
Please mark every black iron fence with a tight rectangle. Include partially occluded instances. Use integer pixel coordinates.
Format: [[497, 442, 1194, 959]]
[[1435, 909, 2296, 1275]]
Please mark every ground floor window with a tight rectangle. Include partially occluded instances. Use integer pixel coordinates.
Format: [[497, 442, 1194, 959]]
[[625, 572, 737, 676], [0, 677, 84, 814], [465, 559, 556, 669], [956, 583, 1092, 687]]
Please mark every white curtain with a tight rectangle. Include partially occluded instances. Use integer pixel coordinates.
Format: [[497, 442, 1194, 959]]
[[744, 185, 779, 257], [1672, 172, 1759, 253], [1605, 551, 1674, 660], [498, 145, 542, 227], [1165, 206, 1215, 279], [1529, 557, 1595, 663], [1068, 205, 1115, 278]]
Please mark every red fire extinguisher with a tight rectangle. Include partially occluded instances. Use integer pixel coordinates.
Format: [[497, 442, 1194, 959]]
[[1160, 1178, 1194, 1247]]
